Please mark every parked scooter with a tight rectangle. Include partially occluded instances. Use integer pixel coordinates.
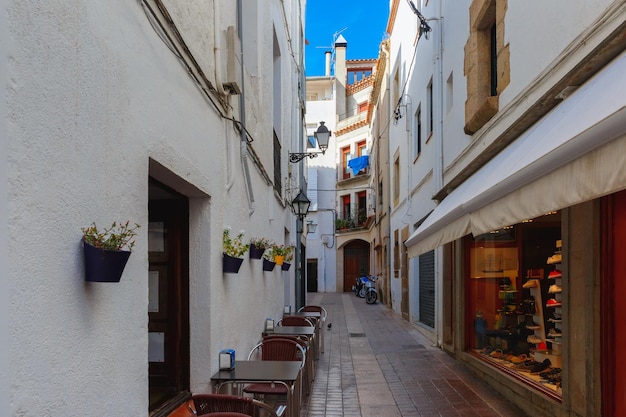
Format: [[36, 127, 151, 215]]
[[353, 275, 368, 298], [363, 275, 378, 304], [353, 275, 378, 304]]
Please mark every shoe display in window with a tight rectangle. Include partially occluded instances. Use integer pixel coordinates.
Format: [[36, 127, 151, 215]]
[[548, 284, 562, 293], [547, 328, 562, 338], [525, 318, 541, 330], [527, 335, 543, 344], [546, 298, 562, 307], [548, 270, 562, 279], [547, 254, 562, 264], [523, 279, 538, 288], [531, 359, 552, 374]]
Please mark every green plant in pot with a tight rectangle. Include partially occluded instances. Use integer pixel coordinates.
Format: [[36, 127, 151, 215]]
[[249, 237, 273, 259], [282, 246, 294, 271], [223, 228, 249, 273], [82, 221, 140, 282]]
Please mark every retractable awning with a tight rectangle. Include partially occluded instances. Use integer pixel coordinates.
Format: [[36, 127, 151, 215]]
[[407, 52, 626, 258]]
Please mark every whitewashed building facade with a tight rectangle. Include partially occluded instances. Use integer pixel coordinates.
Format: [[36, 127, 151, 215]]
[[378, 0, 626, 415], [1, 0, 306, 415]]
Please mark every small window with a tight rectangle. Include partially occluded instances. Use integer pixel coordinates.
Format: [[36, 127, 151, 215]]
[[427, 80, 433, 137], [414, 106, 422, 160]]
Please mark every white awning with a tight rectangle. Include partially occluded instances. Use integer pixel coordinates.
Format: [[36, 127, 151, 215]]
[[407, 52, 626, 257]]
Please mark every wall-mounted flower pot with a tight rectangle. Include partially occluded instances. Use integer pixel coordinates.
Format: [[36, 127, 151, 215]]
[[83, 240, 131, 282], [262, 259, 276, 271], [223, 253, 244, 273], [274, 255, 285, 266], [249, 244, 264, 259], [281, 262, 291, 271]]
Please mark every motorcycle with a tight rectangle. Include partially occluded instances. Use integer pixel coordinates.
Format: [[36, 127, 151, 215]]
[[353, 275, 368, 298], [353, 275, 378, 304], [363, 275, 378, 304]]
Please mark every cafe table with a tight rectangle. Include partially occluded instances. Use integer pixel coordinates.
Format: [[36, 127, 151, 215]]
[[210, 360, 302, 417]]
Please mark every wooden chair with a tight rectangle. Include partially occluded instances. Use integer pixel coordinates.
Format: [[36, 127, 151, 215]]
[[188, 393, 283, 417]]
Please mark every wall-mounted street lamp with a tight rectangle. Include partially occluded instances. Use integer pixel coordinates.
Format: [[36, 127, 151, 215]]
[[289, 121, 331, 163], [306, 220, 317, 234], [290, 190, 311, 224], [290, 190, 311, 310]]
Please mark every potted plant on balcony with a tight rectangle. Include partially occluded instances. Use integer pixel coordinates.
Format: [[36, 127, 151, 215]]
[[282, 246, 294, 271], [249, 237, 273, 260], [335, 218, 351, 230], [223, 228, 249, 273], [81, 221, 140, 282]]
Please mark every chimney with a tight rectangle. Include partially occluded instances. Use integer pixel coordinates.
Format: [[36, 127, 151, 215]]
[[334, 35, 347, 118], [324, 51, 331, 77]]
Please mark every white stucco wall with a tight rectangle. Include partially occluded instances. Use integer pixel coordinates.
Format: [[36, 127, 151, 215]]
[[1, 1, 9, 414], [5, 0, 303, 415]]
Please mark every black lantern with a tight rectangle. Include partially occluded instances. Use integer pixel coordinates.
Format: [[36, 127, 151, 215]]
[[289, 122, 332, 163], [290, 190, 311, 220]]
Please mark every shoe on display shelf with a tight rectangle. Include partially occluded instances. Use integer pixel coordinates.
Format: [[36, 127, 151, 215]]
[[548, 270, 562, 279], [525, 319, 541, 330], [527, 335, 543, 344], [548, 328, 562, 338], [548, 284, 562, 293], [531, 359, 552, 374], [547, 254, 562, 264], [523, 280, 538, 288], [546, 298, 562, 307]]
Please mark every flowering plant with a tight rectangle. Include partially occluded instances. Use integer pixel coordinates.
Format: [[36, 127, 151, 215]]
[[223, 228, 249, 258], [284, 246, 294, 263], [250, 237, 273, 250], [82, 221, 140, 251], [270, 244, 288, 257]]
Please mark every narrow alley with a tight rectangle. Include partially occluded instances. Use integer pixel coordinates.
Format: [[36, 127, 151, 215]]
[[301, 293, 529, 417]]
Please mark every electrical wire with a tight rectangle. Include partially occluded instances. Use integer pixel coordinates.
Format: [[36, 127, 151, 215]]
[[139, 0, 256, 143]]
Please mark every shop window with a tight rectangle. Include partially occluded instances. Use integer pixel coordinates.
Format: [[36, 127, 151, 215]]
[[467, 211, 563, 397]]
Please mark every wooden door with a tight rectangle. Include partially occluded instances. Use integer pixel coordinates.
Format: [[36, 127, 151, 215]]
[[603, 190, 626, 416], [343, 241, 370, 292], [148, 181, 190, 412]]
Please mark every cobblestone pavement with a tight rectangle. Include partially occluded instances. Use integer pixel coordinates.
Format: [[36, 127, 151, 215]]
[[301, 293, 529, 417]]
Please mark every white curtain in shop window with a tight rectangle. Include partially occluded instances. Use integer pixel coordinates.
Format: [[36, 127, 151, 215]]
[[407, 52, 626, 258]]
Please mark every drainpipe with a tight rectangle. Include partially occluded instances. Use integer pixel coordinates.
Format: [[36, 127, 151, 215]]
[[433, 0, 444, 348], [236, 0, 255, 214]]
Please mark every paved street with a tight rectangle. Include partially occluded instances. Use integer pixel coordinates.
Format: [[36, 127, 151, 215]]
[[302, 293, 529, 417]]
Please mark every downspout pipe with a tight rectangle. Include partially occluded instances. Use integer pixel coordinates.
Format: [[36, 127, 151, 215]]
[[236, 0, 255, 214]]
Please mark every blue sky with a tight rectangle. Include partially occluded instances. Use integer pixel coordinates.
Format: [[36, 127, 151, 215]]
[[305, 0, 390, 76]]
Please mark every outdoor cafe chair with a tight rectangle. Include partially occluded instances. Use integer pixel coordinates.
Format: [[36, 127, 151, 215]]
[[297, 305, 328, 352], [263, 335, 313, 394], [276, 316, 314, 327], [243, 338, 306, 413], [188, 393, 284, 417]]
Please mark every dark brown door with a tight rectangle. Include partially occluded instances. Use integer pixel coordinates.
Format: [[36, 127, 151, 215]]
[[343, 241, 370, 292], [603, 190, 626, 416], [148, 181, 190, 412], [307, 259, 318, 292]]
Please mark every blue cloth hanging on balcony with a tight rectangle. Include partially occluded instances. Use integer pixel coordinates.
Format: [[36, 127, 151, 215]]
[[347, 155, 369, 175]]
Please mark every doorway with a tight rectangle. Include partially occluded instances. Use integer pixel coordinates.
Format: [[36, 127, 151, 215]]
[[343, 240, 370, 292], [307, 259, 318, 292], [148, 180, 190, 412]]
